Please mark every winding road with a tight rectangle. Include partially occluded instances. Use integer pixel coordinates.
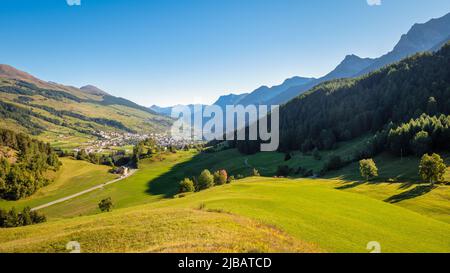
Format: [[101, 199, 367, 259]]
[[31, 169, 137, 211]]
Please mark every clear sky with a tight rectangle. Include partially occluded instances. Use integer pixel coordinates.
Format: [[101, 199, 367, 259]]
[[1, 0, 449, 106]]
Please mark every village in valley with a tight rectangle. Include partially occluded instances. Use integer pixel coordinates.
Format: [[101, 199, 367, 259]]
[[72, 131, 199, 155]]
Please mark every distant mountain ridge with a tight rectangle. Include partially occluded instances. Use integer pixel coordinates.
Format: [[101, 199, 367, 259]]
[[235, 42, 450, 154], [269, 12, 450, 105], [80, 85, 110, 96], [235, 76, 315, 106], [150, 76, 315, 116], [356, 12, 450, 77], [150, 104, 207, 117], [0, 65, 172, 141], [153, 12, 450, 112], [213, 93, 248, 108], [0, 64, 59, 91], [320, 55, 375, 82]]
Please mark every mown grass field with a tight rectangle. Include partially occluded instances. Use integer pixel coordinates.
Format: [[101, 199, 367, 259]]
[[0, 158, 117, 211], [1, 178, 449, 253]]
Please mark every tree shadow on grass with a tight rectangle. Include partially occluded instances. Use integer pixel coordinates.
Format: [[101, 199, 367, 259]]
[[145, 151, 245, 198], [144, 153, 205, 198], [335, 181, 366, 190], [384, 185, 436, 204], [398, 182, 415, 190]]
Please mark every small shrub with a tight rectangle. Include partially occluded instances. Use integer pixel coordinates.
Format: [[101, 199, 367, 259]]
[[276, 165, 292, 177], [252, 168, 260, 177], [284, 153, 292, 161], [227, 175, 235, 184], [359, 159, 379, 181], [197, 169, 214, 190], [179, 178, 195, 193], [419, 153, 446, 185], [98, 197, 113, 212], [0, 207, 46, 228], [213, 169, 228, 185]]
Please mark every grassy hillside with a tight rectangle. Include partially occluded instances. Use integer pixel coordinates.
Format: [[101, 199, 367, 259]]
[[152, 178, 450, 252], [0, 71, 172, 149], [0, 158, 117, 211], [326, 152, 450, 182], [1, 178, 449, 253], [309, 179, 450, 224], [0, 147, 448, 253], [37, 148, 327, 218], [0, 206, 318, 253], [33, 147, 450, 223], [39, 151, 199, 218]]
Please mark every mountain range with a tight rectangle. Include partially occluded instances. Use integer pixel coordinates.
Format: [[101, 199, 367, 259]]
[[265, 12, 450, 106], [236, 41, 450, 154], [151, 12, 450, 115], [2, 12, 449, 144]]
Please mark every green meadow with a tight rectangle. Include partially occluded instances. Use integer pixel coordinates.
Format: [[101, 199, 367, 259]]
[[36, 149, 326, 218], [16, 147, 450, 224], [0, 146, 449, 253], [0, 158, 117, 211], [0, 177, 449, 253]]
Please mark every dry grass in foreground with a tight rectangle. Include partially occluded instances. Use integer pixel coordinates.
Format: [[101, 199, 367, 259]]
[[0, 207, 321, 253]]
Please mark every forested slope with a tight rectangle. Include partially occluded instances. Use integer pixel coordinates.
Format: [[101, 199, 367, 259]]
[[0, 128, 60, 200], [236, 43, 450, 156]]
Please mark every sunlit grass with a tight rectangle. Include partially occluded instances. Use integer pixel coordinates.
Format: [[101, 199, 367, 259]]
[[0, 158, 117, 211]]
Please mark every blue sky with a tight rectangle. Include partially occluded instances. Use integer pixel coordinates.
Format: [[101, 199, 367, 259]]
[[1, 0, 449, 106]]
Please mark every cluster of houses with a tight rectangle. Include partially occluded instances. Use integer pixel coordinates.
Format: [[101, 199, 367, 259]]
[[72, 131, 200, 154], [153, 134, 199, 149], [95, 131, 150, 147]]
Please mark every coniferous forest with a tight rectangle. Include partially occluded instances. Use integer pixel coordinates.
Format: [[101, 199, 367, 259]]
[[0, 128, 61, 200], [235, 43, 450, 156]]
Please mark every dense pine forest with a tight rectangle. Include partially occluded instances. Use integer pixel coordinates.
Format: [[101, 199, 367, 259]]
[[0, 128, 61, 200], [235, 42, 450, 157]]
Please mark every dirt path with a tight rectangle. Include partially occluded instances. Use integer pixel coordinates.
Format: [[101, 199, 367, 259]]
[[31, 169, 137, 211]]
